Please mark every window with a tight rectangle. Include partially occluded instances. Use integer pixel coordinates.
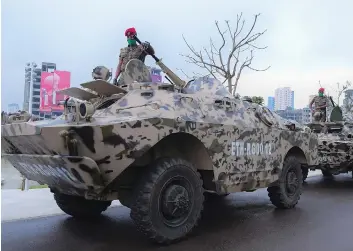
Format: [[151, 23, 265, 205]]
[[32, 97, 40, 103], [32, 104, 40, 109], [33, 91, 40, 96]]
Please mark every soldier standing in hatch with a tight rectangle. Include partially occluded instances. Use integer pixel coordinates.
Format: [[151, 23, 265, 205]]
[[113, 27, 155, 86], [309, 87, 331, 122]]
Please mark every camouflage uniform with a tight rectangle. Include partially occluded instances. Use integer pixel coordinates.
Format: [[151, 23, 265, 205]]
[[117, 43, 153, 86], [312, 96, 330, 122]]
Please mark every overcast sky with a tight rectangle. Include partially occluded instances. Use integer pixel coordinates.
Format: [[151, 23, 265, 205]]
[[1, 0, 352, 110]]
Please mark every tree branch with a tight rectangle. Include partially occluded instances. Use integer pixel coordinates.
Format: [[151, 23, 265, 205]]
[[181, 12, 270, 94]]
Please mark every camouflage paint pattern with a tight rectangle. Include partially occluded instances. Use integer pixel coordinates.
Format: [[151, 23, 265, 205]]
[[306, 118, 353, 174], [1, 59, 319, 200]]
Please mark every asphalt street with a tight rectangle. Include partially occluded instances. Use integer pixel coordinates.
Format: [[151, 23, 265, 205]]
[[2, 174, 353, 251]]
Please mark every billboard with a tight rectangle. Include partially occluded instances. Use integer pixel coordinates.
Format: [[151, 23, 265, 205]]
[[40, 70, 71, 112]]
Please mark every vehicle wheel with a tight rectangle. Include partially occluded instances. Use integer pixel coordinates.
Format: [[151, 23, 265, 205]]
[[130, 157, 205, 244], [302, 167, 309, 182], [54, 193, 112, 218], [321, 169, 333, 178], [267, 156, 303, 209]]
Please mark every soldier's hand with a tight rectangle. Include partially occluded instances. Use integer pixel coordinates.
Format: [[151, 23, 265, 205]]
[[142, 41, 154, 54]]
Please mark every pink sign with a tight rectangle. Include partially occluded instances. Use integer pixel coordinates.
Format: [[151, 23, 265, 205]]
[[40, 71, 71, 112]]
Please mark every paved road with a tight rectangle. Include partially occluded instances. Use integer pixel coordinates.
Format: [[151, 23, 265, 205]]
[[2, 174, 353, 251]]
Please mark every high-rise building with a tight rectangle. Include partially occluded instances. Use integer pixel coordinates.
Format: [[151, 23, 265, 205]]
[[24, 62, 57, 119], [7, 103, 20, 113], [274, 87, 294, 111], [267, 96, 275, 111]]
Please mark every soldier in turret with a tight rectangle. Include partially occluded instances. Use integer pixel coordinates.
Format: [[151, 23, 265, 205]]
[[309, 87, 331, 122], [113, 27, 155, 86]]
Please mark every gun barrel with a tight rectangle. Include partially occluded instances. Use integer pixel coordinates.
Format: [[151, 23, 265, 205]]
[[133, 35, 186, 88], [156, 60, 186, 89]]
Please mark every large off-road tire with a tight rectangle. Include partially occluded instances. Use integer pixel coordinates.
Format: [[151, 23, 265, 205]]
[[130, 157, 205, 244], [302, 167, 309, 182], [54, 193, 112, 218], [267, 156, 303, 209]]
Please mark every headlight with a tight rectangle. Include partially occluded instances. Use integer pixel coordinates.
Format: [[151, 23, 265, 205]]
[[78, 102, 95, 119]]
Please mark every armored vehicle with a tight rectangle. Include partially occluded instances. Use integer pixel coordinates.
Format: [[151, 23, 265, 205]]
[[304, 98, 353, 181], [1, 46, 319, 244]]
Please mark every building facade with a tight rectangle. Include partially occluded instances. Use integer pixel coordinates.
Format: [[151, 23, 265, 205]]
[[24, 62, 62, 120], [275, 107, 305, 124], [7, 103, 20, 114], [275, 107, 312, 124], [267, 96, 275, 111], [274, 87, 294, 111], [302, 107, 312, 124]]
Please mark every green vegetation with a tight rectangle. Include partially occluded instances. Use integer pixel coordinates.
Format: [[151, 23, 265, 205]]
[[29, 184, 49, 189], [251, 96, 265, 105]]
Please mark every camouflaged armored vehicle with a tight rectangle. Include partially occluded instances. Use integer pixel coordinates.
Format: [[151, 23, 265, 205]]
[[2, 52, 319, 243], [304, 99, 353, 181]]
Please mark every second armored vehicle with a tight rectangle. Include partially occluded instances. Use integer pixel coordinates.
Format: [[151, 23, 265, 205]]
[[304, 101, 353, 181]]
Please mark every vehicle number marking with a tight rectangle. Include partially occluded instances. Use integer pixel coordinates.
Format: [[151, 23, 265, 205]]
[[231, 141, 273, 156]]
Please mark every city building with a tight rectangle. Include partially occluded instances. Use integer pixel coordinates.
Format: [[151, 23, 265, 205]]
[[274, 87, 294, 111], [302, 107, 312, 124], [24, 62, 42, 114], [267, 96, 275, 111], [7, 103, 19, 113], [275, 107, 304, 124], [24, 62, 66, 120]]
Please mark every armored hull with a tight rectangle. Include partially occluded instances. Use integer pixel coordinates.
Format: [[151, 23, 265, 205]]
[[305, 121, 353, 178], [1, 58, 319, 244]]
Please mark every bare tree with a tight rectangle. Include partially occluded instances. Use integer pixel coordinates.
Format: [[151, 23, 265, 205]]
[[181, 13, 270, 95], [335, 81, 352, 105], [176, 68, 211, 80], [337, 81, 353, 115]]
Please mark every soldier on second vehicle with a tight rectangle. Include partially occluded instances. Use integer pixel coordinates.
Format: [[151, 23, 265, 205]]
[[309, 87, 331, 122], [113, 27, 155, 86]]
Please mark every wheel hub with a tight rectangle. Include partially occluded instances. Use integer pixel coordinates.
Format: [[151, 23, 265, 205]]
[[162, 184, 190, 219], [286, 170, 299, 196]]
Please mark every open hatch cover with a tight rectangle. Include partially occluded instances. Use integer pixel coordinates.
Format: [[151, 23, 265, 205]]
[[81, 80, 127, 96]]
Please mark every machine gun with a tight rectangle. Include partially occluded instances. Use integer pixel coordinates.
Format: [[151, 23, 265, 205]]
[[133, 35, 187, 89]]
